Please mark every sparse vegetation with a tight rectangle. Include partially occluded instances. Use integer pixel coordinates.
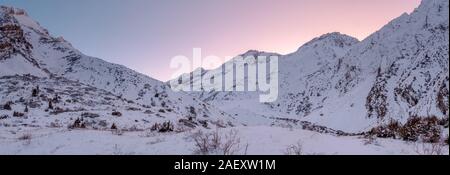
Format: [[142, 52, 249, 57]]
[[81, 112, 100, 118], [68, 118, 86, 129], [158, 121, 174, 132], [13, 111, 24, 117], [48, 100, 53, 109], [3, 101, 12, 110], [111, 129, 124, 136], [445, 135, 449, 145], [414, 142, 446, 155], [368, 116, 444, 143], [112, 111, 122, 117], [18, 133, 32, 140], [111, 123, 117, 130], [191, 129, 243, 155], [284, 141, 304, 155], [0, 114, 9, 120], [31, 86, 39, 97], [398, 116, 441, 143]]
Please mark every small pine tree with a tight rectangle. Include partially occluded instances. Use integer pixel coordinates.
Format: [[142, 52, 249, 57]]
[[24, 105, 29, 113]]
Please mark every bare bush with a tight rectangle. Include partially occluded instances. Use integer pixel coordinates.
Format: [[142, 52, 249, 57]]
[[111, 123, 117, 130], [363, 135, 378, 145], [68, 118, 86, 129], [175, 124, 192, 133], [445, 135, 449, 145], [112, 111, 122, 117], [414, 142, 446, 155], [0, 114, 9, 120], [284, 141, 304, 155], [111, 129, 124, 136], [81, 112, 100, 118], [150, 121, 174, 133], [18, 133, 32, 140], [48, 122, 62, 128], [3, 101, 12, 110], [13, 111, 24, 117], [192, 129, 243, 155]]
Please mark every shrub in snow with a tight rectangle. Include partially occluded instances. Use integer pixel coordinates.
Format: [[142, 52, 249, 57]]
[[111, 123, 117, 130], [284, 141, 304, 155], [192, 129, 243, 155], [150, 123, 160, 131], [111, 129, 124, 136], [47, 100, 53, 109], [127, 107, 140, 111], [18, 133, 32, 140], [81, 112, 100, 118], [98, 120, 108, 127], [368, 120, 400, 138], [0, 114, 9, 120], [111, 111, 122, 117], [3, 102, 12, 110], [49, 122, 62, 128], [13, 111, 24, 117], [440, 117, 449, 128], [31, 86, 39, 97], [398, 116, 441, 143], [158, 121, 174, 133], [178, 118, 197, 128], [68, 118, 86, 129], [368, 116, 443, 143], [414, 142, 446, 155], [445, 136, 449, 145], [148, 121, 174, 132]]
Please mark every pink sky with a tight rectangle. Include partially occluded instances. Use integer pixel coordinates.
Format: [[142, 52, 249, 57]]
[[5, 0, 422, 81]]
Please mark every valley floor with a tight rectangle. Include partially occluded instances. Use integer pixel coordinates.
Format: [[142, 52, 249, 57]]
[[1, 126, 447, 155]]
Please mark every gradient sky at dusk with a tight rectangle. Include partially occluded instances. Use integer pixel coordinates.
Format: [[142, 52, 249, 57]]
[[2, 0, 421, 81]]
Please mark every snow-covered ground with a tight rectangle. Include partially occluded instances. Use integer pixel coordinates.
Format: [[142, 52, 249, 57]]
[[0, 126, 447, 155]]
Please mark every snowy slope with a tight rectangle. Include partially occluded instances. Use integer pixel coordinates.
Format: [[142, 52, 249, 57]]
[[0, 6, 239, 130], [0, 0, 448, 155], [171, 0, 449, 133]]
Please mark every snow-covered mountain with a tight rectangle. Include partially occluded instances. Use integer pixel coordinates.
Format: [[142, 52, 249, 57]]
[[0, 0, 448, 155], [0, 6, 239, 130], [172, 0, 449, 133]]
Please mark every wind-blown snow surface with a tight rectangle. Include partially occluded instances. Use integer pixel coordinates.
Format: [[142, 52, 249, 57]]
[[1, 126, 447, 155], [1, 0, 449, 155]]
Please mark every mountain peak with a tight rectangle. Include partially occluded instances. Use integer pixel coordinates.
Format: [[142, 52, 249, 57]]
[[240, 49, 281, 58], [301, 32, 359, 50], [0, 6, 28, 16], [0, 6, 48, 35]]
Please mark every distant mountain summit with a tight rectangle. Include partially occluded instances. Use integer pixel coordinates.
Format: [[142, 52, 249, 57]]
[[170, 0, 449, 133]]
